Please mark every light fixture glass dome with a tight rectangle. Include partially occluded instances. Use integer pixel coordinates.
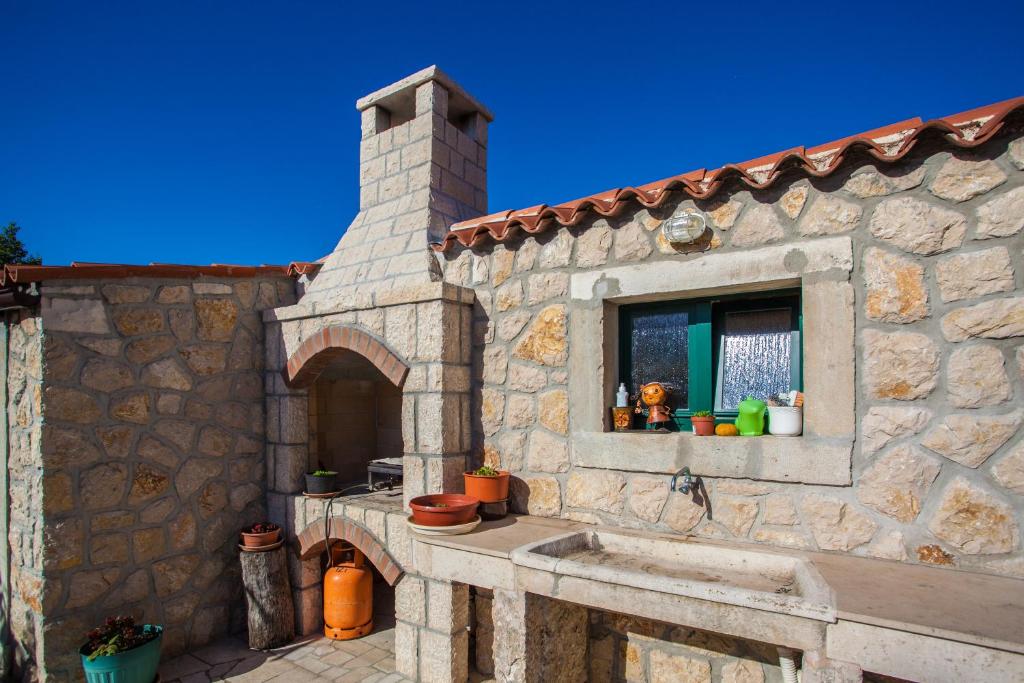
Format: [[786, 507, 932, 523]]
[[662, 210, 706, 245]]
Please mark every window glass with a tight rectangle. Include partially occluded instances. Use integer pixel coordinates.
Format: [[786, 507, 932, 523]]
[[628, 307, 689, 409], [719, 308, 792, 410]]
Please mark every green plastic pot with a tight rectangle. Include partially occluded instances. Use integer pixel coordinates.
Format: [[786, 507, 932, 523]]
[[80, 625, 162, 683]]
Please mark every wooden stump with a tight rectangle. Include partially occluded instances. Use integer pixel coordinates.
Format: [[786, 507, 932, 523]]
[[239, 546, 295, 649]]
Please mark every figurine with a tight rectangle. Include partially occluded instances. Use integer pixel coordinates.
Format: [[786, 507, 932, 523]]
[[636, 382, 672, 428]]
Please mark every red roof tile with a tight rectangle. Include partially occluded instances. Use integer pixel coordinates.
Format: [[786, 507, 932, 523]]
[[2, 261, 322, 286], [431, 96, 1024, 252]]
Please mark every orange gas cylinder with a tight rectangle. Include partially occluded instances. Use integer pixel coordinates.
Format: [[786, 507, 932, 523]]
[[323, 543, 373, 640]]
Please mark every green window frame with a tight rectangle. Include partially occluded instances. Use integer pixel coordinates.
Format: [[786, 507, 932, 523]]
[[619, 289, 802, 431]]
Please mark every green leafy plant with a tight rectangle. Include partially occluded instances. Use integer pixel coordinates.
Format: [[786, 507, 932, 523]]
[[84, 616, 157, 661], [310, 470, 337, 477], [691, 410, 713, 418], [472, 465, 500, 476]]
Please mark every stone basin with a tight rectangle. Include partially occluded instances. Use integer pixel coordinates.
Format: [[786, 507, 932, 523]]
[[510, 528, 836, 622]]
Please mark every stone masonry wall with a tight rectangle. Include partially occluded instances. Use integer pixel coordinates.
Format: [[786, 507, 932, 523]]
[[6, 309, 45, 681], [35, 276, 295, 680], [589, 610, 784, 683], [441, 132, 1024, 580]]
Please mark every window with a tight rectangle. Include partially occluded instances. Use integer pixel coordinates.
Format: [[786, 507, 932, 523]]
[[619, 290, 801, 431]]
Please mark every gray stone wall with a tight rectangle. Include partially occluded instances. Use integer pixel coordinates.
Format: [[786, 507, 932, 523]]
[[441, 133, 1024, 579], [5, 309, 44, 681], [34, 277, 295, 679]]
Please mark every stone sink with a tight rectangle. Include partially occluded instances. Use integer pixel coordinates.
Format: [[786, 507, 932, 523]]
[[510, 528, 836, 622]]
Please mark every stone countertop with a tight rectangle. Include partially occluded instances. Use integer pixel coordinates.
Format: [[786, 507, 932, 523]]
[[412, 514, 1024, 655]]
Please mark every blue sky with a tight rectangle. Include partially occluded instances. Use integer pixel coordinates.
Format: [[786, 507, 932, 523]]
[[3, 1, 1022, 266]]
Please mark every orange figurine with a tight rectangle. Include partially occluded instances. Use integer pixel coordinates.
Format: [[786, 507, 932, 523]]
[[636, 382, 672, 427]]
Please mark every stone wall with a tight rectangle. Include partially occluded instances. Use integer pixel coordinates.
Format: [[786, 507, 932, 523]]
[[440, 132, 1024, 579], [33, 276, 295, 679], [588, 610, 783, 683], [5, 309, 45, 681]]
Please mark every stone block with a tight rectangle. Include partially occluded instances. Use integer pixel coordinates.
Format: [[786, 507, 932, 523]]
[[802, 280, 855, 437], [394, 620, 419, 679], [419, 629, 468, 683], [863, 247, 927, 322], [869, 197, 965, 254], [862, 329, 940, 401], [294, 584, 323, 636], [426, 581, 470, 634], [976, 185, 1024, 238], [396, 575, 426, 626], [731, 204, 784, 247], [935, 247, 1014, 302], [930, 156, 1006, 202], [41, 297, 111, 334], [946, 344, 1012, 408], [566, 470, 626, 513], [798, 195, 862, 236]]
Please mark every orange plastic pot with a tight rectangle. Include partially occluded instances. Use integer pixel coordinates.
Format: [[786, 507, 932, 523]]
[[691, 416, 716, 436], [409, 494, 479, 526], [463, 471, 510, 503]]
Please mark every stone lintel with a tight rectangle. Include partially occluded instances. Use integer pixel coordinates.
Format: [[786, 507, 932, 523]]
[[263, 281, 475, 323], [570, 432, 853, 486]]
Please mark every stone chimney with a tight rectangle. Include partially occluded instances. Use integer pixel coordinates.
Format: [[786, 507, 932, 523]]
[[303, 66, 492, 303]]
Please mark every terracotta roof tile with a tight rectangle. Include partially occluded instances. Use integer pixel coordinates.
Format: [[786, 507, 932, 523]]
[[432, 96, 1024, 252], [2, 261, 322, 286]]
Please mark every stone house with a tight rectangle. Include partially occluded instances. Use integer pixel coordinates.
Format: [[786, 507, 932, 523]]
[[2, 66, 1023, 682]]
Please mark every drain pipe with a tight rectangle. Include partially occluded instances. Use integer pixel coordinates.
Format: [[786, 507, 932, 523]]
[[778, 647, 800, 683]]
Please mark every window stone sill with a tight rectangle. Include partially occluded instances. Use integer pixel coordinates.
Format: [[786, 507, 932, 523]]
[[570, 431, 852, 486]]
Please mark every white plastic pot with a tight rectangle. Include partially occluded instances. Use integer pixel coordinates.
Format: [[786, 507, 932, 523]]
[[767, 406, 802, 436]]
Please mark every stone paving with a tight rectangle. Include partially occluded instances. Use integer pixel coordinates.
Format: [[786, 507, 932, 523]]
[[160, 585, 411, 683], [159, 629, 409, 683]]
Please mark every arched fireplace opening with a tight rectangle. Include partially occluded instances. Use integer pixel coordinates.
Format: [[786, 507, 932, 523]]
[[307, 351, 404, 491]]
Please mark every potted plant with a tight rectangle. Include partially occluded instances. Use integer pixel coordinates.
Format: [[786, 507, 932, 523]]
[[690, 410, 716, 436], [80, 616, 162, 683], [240, 522, 281, 550], [409, 494, 480, 526], [463, 465, 510, 503], [305, 469, 339, 495]]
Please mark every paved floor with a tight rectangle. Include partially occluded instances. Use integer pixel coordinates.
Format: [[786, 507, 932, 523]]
[[159, 628, 410, 683], [160, 582, 411, 683]]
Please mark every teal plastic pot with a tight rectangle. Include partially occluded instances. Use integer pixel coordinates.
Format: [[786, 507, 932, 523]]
[[80, 625, 163, 683]]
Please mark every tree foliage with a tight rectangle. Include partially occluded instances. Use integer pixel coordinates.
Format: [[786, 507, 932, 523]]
[[0, 222, 41, 265]]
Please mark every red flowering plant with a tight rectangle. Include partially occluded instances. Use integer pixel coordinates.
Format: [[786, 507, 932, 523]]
[[243, 522, 279, 534], [83, 616, 158, 661]]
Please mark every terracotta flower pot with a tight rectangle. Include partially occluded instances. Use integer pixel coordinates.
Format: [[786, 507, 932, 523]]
[[240, 525, 281, 549], [463, 471, 510, 503], [409, 494, 479, 527], [691, 416, 716, 436]]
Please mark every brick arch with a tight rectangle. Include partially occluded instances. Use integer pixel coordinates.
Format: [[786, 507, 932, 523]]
[[297, 516, 404, 585], [283, 325, 409, 389]]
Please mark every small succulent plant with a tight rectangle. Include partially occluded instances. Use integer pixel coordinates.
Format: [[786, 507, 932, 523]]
[[244, 522, 279, 534], [311, 469, 337, 477], [691, 410, 713, 418], [473, 465, 500, 476]]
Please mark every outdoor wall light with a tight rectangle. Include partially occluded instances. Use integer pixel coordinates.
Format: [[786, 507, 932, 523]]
[[661, 210, 707, 246]]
